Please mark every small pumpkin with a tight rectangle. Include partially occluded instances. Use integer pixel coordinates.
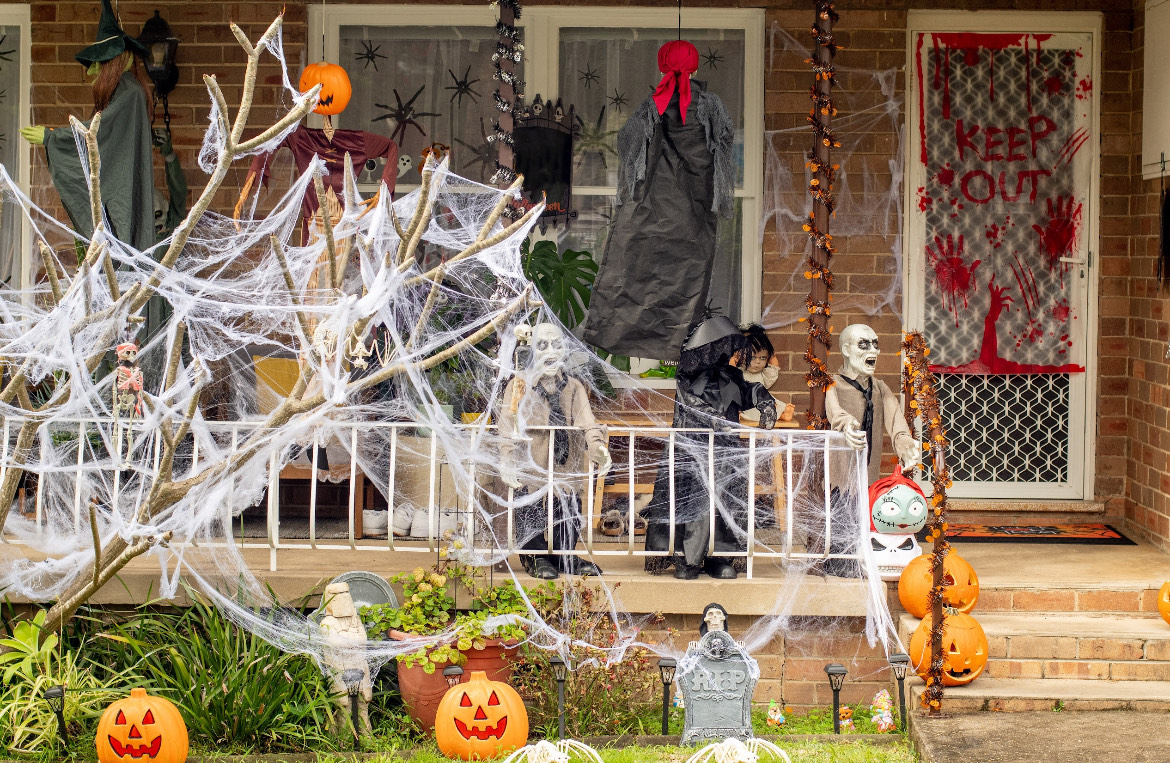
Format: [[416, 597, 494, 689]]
[[1158, 580, 1170, 626], [299, 61, 352, 116], [434, 670, 528, 760], [95, 688, 188, 763], [908, 610, 988, 686], [898, 552, 979, 618]]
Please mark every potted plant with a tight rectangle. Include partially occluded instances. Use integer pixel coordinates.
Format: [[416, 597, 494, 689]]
[[360, 560, 550, 733]]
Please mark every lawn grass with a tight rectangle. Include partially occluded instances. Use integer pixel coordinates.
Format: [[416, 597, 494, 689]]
[[314, 738, 917, 763]]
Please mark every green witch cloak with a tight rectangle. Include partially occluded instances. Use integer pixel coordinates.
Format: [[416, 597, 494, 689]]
[[42, 73, 156, 254]]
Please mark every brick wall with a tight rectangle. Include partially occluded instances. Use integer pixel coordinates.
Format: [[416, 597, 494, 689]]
[[1123, 0, 1170, 552]]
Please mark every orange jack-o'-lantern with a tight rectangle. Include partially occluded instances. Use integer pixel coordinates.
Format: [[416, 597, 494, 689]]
[[299, 61, 352, 116], [908, 610, 988, 686], [434, 670, 528, 760], [95, 688, 188, 763], [1158, 581, 1170, 626], [898, 552, 979, 618]]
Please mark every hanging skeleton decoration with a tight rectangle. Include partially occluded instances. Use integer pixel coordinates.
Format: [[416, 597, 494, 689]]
[[112, 341, 144, 422]]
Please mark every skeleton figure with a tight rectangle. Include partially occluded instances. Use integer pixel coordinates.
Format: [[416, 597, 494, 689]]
[[825, 324, 921, 485], [699, 602, 728, 635], [496, 323, 611, 580], [318, 582, 372, 738], [684, 737, 792, 763], [500, 739, 604, 763], [112, 342, 143, 422]]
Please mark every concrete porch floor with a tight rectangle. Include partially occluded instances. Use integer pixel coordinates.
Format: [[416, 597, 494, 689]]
[[949, 535, 1170, 590]]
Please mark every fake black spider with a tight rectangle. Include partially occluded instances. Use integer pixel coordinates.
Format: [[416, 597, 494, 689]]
[[577, 64, 600, 89], [354, 40, 387, 71], [372, 86, 442, 144], [607, 89, 628, 113], [574, 107, 618, 169], [446, 65, 482, 106], [702, 47, 724, 70]]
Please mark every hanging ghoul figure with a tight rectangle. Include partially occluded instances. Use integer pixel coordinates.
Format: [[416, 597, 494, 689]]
[[497, 323, 612, 580], [581, 40, 735, 359], [644, 316, 777, 580]]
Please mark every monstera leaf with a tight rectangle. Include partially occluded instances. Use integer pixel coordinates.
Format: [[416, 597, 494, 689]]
[[521, 239, 598, 330]]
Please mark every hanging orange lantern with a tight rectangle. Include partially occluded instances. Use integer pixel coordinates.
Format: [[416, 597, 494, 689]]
[[434, 671, 528, 760], [897, 552, 979, 618], [908, 610, 988, 686], [95, 688, 188, 763], [299, 61, 352, 116], [1158, 580, 1170, 626]]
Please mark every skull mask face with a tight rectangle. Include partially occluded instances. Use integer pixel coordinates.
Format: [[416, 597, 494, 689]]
[[531, 323, 565, 380], [840, 324, 879, 380], [153, 189, 168, 237]]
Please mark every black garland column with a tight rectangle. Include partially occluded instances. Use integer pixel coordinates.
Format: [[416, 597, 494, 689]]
[[490, 0, 526, 212], [803, 1, 839, 428]]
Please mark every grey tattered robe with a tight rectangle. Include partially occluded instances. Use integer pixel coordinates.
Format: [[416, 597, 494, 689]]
[[825, 371, 916, 486]]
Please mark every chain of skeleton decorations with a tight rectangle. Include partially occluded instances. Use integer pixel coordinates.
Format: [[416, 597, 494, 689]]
[[802, 0, 840, 428], [901, 331, 951, 715], [490, 0, 527, 219]]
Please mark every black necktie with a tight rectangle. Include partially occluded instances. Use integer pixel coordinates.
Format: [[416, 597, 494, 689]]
[[840, 376, 875, 464], [537, 377, 570, 465]]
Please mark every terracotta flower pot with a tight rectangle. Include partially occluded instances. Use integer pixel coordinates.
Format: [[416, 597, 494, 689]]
[[389, 630, 519, 733]]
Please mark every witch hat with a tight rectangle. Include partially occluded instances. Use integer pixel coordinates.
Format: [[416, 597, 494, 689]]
[[75, 0, 148, 67]]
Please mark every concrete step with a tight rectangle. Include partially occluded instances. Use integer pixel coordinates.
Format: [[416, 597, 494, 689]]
[[899, 612, 1170, 681], [909, 676, 1170, 712]]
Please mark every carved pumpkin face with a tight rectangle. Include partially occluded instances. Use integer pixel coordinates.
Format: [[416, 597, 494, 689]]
[[95, 688, 188, 763], [299, 61, 352, 116], [1159, 581, 1170, 626], [434, 670, 528, 760], [897, 552, 980, 618], [908, 611, 988, 686]]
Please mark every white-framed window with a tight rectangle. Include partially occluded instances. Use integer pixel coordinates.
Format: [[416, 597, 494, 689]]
[[0, 4, 30, 288], [310, 5, 764, 349]]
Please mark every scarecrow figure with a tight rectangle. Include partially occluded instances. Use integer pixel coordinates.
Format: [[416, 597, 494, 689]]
[[644, 315, 777, 580], [497, 323, 611, 580], [582, 40, 735, 359], [318, 582, 372, 738], [235, 62, 399, 244], [21, 0, 155, 253]]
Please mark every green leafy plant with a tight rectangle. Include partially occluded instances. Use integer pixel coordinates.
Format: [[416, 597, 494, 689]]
[[0, 610, 120, 755], [521, 238, 598, 330], [360, 561, 553, 674], [507, 580, 664, 738], [96, 596, 338, 753]]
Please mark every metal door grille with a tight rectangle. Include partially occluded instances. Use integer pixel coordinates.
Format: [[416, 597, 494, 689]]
[[934, 373, 1070, 484]]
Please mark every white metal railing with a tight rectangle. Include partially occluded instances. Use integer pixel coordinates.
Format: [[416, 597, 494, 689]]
[[1, 418, 869, 580]]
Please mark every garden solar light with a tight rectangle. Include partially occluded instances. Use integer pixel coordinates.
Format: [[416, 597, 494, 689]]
[[657, 658, 677, 735], [443, 665, 464, 688], [888, 653, 910, 730], [44, 684, 68, 746], [824, 663, 847, 734], [549, 656, 567, 740]]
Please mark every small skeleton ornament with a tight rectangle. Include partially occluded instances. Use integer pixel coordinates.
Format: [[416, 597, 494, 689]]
[[500, 739, 604, 763], [867, 469, 928, 581], [684, 737, 792, 763], [113, 342, 144, 422]]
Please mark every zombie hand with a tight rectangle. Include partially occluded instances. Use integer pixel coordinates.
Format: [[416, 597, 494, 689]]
[[897, 439, 923, 472], [500, 468, 522, 490], [840, 417, 867, 451], [589, 443, 612, 477], [1031, 194, 1082, 270]]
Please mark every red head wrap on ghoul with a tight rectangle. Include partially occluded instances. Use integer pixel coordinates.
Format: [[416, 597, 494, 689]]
[[652, 40, 699, 124]]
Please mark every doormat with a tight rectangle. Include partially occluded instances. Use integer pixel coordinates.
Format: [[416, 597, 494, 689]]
[[946, 523, 1135, 545]]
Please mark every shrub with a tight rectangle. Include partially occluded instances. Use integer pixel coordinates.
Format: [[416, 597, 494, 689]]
[[97, 597, 338, 753], [507, 581, 664, 738]]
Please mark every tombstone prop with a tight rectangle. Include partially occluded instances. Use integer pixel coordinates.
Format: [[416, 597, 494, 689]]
[[679, 629, 759, 745]]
